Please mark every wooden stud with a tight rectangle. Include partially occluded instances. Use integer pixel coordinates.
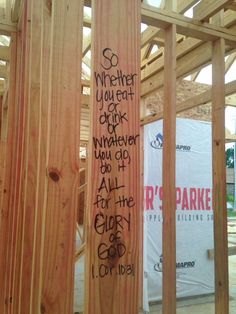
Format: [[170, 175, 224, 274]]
[[40, 0, 83, 313], [212, 37, 229, 314], [18, 0, 43, 312], [0, 31, 18, 314], [30, 0, 53, 311], [85, 0, 141, 313], [162, 16, 177, 314]]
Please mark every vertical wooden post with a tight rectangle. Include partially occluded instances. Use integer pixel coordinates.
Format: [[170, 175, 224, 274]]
[[85, 1, 141, 313], [41, 0, 83, 313], [212, 37, 229, 314], [18, 0, 43, 312], [11, 9, 32, 312], [0, 33, 17, 313], [11, 4, 32, 312], [31, 0, 52, 312], [162, 1, 177, 313]]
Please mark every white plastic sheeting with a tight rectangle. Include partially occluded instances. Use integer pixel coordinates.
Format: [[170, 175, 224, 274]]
[[143, 118, 214, 310]]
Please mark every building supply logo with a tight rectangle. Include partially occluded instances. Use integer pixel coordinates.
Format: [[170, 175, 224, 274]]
[[150, 133, 191, 152], [154, 254, 196, 273]]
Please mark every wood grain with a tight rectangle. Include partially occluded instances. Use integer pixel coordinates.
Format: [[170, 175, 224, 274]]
[[41, 0, 83, 313], [162, 23, 177, 314], [212, 37, 229, 314], [85, 1, 141, 313]]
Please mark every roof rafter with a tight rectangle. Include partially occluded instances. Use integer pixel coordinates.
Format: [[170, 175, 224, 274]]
[[193, 0, 235, 22]]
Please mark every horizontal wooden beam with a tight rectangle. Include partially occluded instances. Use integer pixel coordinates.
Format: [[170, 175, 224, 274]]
[[81, 79, 90, 87], [0, 20, 17, 35], [141, 9, 236, 96], [84, 0, 199, 14], [193, 0, 234, 22], [0, 46, 10, 61], [83, 17, 91, 28], [141, 4, 236, 47]]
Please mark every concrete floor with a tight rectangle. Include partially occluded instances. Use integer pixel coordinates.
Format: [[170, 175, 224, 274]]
[[74, 219, 236, 314]]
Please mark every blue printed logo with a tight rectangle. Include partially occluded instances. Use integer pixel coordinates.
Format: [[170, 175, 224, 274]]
[[150, 132, 191, 152], [150, 133, 163, 149]]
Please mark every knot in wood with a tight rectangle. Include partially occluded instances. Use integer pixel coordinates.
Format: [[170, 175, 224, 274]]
[[48, 168, 60, 182]]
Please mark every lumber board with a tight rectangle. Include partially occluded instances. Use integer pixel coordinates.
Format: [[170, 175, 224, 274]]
[[178, 0, 200, 13], [0, 20, 17, 35], [141, 32, 235, 96], [30, 1, 52, 311], [11, 4, 31, 313], [141, 37, 202, 81], [18, 0, 43, 312], [0, 31, 18, 314], [141, 9, 236, 80], [0, 45, 10, 61], [193, 0, 234, 22], [140, 1, 202, 65], [212, 38, 229, 314], [225, 51, 236, 73], [0, 64, 7, 78], [12, 0, 23, 22], [85, 0, 141, 313], [0, 140, 6, 212], [41, 0, 83, 313], [82, 0, 236, 44], [162, 19, 177, 314], [141, 4, 236, 47]]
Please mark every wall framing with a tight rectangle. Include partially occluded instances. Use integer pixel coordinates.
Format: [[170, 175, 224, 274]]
[[0, 0, 235, 313]]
